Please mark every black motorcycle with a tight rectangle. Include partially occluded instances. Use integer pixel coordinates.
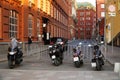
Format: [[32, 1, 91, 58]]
[[91, 55, 103, 71], [7, 42, 23, 69], [48, 44, 63, 66]]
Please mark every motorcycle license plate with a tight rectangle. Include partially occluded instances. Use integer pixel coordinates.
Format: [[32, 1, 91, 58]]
[[73, 57, 79, 61], [52, 55, 56, 59], [9, 52, 15, 55], [91, 63, 96, 67]]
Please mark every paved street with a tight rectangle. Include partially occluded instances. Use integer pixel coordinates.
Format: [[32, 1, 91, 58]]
[[0, 40, 119, 80], [0, 53, 119, 80], [0, 69, 119, 80]]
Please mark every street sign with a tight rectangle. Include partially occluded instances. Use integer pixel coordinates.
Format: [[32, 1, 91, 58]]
[[108, 5, 116, 12], [108, 12, 116, 16], [108, 5, 116, 16]]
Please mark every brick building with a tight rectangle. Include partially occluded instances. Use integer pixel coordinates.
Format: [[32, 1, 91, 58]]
[[96, 0, 105, 42], [77, 2, 96, 40], [0, 0, 73, 53], [68, 0, 78, 40]]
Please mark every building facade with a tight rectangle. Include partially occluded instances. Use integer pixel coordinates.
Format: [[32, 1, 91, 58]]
[[105, 0, 120, 46], [96, 0, 105, 42], [0, 0, 72, 53], [68, 0, 78, 40], [77, 2, 96, 40]]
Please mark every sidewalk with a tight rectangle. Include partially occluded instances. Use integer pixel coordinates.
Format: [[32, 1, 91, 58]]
[[101, 45, 120, 65]]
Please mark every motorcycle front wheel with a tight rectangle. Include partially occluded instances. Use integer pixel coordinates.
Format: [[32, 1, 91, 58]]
[[8, 60, 14, 69], [53, 59, 60, 66]]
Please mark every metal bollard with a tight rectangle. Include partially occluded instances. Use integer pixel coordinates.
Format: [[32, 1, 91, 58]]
[[119, 64, 120, 77], [114, 62, 120, 73]]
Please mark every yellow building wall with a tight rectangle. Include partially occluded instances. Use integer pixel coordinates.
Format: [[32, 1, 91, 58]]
[[105, 0, 120, 43]]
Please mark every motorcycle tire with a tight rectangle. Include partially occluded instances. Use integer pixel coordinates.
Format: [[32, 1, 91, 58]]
[[96, 60, 102, 71], [53, 59, 60, 66], [74, 61, 80, 68], [8, 60, 14, 69]]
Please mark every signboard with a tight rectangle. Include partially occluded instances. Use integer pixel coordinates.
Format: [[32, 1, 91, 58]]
[[108, 12, 116, 16], [108, 5, 116, 12], [108, 5, 116, 16]]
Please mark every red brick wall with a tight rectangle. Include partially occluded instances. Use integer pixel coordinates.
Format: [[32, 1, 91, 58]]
[[77, 9, 96, 39]]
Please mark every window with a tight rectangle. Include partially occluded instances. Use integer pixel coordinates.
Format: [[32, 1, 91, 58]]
[[101, 12, 105, 17], [29, 0, 34, 3], [37, 18, 40, 35], [86, 17, 90, 20], [101, 4, 105, 8], [28, 14, 33, 36], [37, 0, 41, 9], [9, 10, 18, 38], [80, 17, 84, 21], [86, 12, 90, 16], [50, 4, 53, 17], [80, 12, 84, 16]]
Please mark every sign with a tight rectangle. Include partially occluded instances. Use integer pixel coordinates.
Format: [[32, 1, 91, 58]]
[[108, 5, 116, 17], [108, 12, 116, 16], [108, 5, 116, 12]]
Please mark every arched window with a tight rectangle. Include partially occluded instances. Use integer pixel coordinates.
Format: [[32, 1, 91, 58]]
[[9, 10, 18, 38], [28, 14, 33, 36]]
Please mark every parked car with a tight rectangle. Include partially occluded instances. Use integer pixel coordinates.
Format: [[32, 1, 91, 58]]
[[50, 37, 68, 51]]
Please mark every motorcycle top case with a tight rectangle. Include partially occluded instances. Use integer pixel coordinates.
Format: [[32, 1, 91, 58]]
[[91, 59, 96, 67], [91, 62, 96, 67]]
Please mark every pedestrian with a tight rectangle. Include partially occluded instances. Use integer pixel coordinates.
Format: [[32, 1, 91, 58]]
[[27, 36, 32, 55]]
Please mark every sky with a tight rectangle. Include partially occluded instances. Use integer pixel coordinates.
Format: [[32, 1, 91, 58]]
[[76, 0, 96, 7]]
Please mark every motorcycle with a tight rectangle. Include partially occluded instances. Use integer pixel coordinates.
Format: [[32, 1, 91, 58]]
[[48, 44, 63, 66], [7, 42, 23, 69], [73, 48, 83, 68], [91, 54, 103, 71]]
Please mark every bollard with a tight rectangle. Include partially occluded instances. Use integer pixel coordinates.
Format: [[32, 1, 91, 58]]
[[119, 63, 120, 77], [114, 62, 120, 73]]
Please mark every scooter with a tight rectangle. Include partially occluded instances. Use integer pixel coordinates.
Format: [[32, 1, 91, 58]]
[[7, 42, 23, 69], [73, 48, 83, 68]]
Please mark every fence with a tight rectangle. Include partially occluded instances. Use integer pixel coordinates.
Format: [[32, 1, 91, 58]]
[[37, 45, 94, 63]]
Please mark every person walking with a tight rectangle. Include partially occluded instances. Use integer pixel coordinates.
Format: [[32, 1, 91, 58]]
[[27, 36, 32, 55]]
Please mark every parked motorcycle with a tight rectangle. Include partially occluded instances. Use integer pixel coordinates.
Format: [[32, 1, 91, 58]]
[[48, 44, 63, 66], [73, 48, 83, 68], [91, 54, 103, 71], [7, 42, 23, 69]]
